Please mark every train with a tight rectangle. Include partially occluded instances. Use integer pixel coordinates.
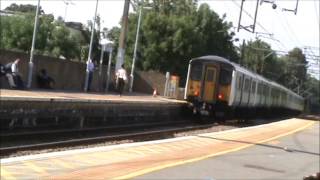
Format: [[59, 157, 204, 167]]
[[184, 55, 304, 119]]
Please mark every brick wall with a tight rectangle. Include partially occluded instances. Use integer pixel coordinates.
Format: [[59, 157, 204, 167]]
[[133, 70, 166, 96], [0, 49, 184, 98], [0, 49, 111, 91]]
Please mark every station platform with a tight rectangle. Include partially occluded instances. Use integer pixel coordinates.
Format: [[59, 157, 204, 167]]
[[0, 118, 317, 179], [0, 89, 188, 131], [0, 89, 185, 103]]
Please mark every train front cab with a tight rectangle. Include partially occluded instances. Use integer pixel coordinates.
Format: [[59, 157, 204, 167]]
[[185, 59, 233, 117]]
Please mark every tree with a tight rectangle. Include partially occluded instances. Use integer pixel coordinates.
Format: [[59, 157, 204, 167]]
[[4, 3, 45, 14], [241, 39, 275, 74], [1, 3, 84, 61], [0, 12, 44, 52], [277, 48, 308, 92], [304, 76, 320, 113], [109, 0, 238, 84]]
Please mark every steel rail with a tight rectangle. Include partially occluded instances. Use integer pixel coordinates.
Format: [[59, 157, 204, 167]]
[[0, 120, 190, 138], [0, 123, 217, 157]]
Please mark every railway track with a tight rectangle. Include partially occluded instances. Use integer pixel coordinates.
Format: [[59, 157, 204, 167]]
[[0, 121, 230, 157], [1, 115, 302, 158]]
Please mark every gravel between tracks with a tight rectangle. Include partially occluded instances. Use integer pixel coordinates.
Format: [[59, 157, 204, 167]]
[[2, 115, 318, 159], [2, 123, 239, 159]]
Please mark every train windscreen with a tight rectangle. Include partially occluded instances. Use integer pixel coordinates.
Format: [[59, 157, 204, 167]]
[[190, 62, 202, 81], [219, 68, 232, 85]]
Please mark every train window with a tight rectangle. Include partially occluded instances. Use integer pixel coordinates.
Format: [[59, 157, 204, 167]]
[[237, 75, 243, 89], [258, 83, 263, 94], [263, 84, 268, 95], [206, 69, 215, 81], [190, 62, 202, 81], [251, 81, 256, 92], [219, 68, 232, 85], [244, 78, 250, 91]]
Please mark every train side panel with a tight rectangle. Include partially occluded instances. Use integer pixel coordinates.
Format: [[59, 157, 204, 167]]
[[185, 56, 304, 119]]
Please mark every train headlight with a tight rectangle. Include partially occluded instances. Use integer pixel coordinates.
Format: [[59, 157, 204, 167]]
[[194, 90, 199, 96], [218, 93, 223, 100]]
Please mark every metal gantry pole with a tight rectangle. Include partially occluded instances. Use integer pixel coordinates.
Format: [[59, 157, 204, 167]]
[[84, 0, 99, 92], [27, 0, 41, 89], [252, 0, 260, 33], [129, 7, 142, 92], [99, 45, 104, 77], [98, 44, 105, 91], [294, 0, 299, 15], [237, 0, 245, 32]]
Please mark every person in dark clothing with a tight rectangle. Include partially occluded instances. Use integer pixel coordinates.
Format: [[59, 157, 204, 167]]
[[0, 63, 6, 77], [36, 69, 55, 89], [86, 60, 94, 92]]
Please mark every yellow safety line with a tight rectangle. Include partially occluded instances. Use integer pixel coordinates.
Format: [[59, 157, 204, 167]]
[[127, 149, 149, 156], [137, 146, 160, 153], [0, 167, 16, 180], [146, 145, 171, 153], [116, 121, 315, 180], [23, 161, 48, 175], [50, 159, 74, 169], [80, 154, 110, 165]]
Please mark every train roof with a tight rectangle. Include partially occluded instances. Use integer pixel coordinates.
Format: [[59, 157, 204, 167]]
[[191, 55, 303, 100], [191, 55, 266, 80]]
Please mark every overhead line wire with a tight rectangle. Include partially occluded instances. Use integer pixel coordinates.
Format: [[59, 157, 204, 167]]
[[231, 0, 289, 52], [282, 12, 304, 47], [276, 3, 319, 60]]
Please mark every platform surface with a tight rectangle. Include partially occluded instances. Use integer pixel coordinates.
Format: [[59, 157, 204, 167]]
[[137, 119, 320, 179], [1, 118, 318, 179], [0, 89, 185, 104]]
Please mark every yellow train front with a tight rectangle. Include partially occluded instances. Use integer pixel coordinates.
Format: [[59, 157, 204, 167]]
[[184, 56, 304, 118], [184, 56, 233, 117]]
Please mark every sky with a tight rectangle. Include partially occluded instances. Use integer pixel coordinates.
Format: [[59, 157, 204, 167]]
[[1, 0, 319, 79]]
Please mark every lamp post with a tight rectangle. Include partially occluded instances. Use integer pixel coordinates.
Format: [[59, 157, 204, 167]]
[[63, 0, 75, 22], [105, 41, 114, 92], [98, 42, 107, 91], [129, 5, 151, 92], [27, 0, 41, 89], [84, 0, 99, 92]]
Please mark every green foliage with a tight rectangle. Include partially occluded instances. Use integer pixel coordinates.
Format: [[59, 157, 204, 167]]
[[1, 14, 33, 51], [305, 76, 320, 113], [112, 0, 238, 83], [241, 39, 314, 101], [0, 3, 87, 61], [4, 3, 44, 14], [241, 39, 275, 74]]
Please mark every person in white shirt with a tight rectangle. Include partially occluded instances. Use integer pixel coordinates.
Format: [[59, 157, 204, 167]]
[[116, 64, 127, 96], [5, 58, 24, 89], [87, 60, 95, 91], [11, 58, 20, 74]]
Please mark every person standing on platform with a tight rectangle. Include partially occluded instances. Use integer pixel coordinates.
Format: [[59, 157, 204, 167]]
[[116, 64, 127, 97], [87, 60, 95, 92], [4, 58, 24, 89]]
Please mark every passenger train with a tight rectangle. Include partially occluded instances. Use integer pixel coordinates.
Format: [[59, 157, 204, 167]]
[[184, 56, 304, 119]]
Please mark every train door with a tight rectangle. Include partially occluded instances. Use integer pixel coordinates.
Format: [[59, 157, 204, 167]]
[[250, 80, 257, 107], [244, 77, 251, 107], [203, 66, 217, 102], [234, 72, 243, 106]]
